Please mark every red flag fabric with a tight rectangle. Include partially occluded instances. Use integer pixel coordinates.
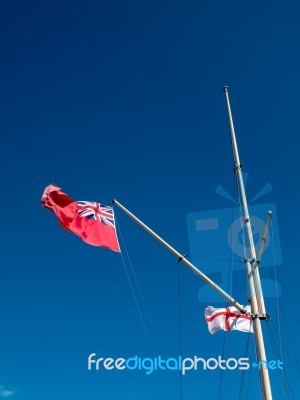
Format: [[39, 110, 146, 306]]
[[41, 184, 120, 252]]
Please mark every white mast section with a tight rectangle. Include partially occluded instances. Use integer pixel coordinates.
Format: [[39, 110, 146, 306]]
[[113, 199, 246, 313], [223, 86, 272, 400], [256, 211, 272, 268]]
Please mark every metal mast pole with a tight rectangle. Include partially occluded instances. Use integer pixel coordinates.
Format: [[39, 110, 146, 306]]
[[223, 86, 272, 400], [112, 199, 246, 313]]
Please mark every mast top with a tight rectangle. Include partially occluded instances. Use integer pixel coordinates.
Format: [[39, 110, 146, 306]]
[[223, 85, 229, 91]]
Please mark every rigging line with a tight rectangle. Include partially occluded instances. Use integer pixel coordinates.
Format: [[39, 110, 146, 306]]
[[115, 217, 163, 355], [219, 171, 238, 400], [218, 332, 226, 400], [235, 172, 248, 261], [235, 171, 254, 307], [268, 265, 300, 380], [263, 238, 300, 325], [177, 263, 183, 400], [252, 328, 264, 400], [119, 247, 157, 356], [280, 362, 296, 400], [267, 331, 299, 400], [237, 331, 251, 400], [277, 303, 300, 376], [116, 220, 157, 357], [234, 171, 262, 312], [273, 262, 300, 323], [270, 220, 284, 398], [277, 261, 300, 305], [276, 268, 300, 324], [267, 319, 296, 374], [261, 232, 300, 376], [282, 375, 296, 400], [284, 367, 297, 400], [282, 371, 296, 400], [245, 339, 255, 400], [266, 322, 295, 400], [268, 318, 300, 377], [235, 172, 254, 308], [228, 169, 237, 300]]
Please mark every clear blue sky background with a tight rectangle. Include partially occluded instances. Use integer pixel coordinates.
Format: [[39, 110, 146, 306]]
[[1, 1, 300, 399]]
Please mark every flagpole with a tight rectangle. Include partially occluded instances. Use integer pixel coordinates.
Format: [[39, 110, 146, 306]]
[[223, 86, 272, 400], [112, 199, 246, 313]]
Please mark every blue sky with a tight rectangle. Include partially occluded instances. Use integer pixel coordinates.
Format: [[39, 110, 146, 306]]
[[1, 0, 300, 399]]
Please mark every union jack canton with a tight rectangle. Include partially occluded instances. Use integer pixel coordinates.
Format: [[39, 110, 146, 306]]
[[77, 201, 116, 228]]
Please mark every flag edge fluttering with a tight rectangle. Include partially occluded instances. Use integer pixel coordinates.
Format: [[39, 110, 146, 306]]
[[41, 184, 120, 252]]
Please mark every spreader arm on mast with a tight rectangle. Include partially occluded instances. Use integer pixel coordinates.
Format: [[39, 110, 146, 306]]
[[113, 198, 247, 314], [256, 211, 272, 266]]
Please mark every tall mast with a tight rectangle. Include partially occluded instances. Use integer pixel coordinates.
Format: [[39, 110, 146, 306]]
[[223, 86, 272, 400]]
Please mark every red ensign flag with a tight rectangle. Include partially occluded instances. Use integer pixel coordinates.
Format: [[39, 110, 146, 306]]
[[41, 184, 120, 252]]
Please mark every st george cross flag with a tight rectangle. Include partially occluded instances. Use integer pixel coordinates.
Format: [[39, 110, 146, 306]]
[[205, 305, 253, 334], [41, 184, 120, 252]]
